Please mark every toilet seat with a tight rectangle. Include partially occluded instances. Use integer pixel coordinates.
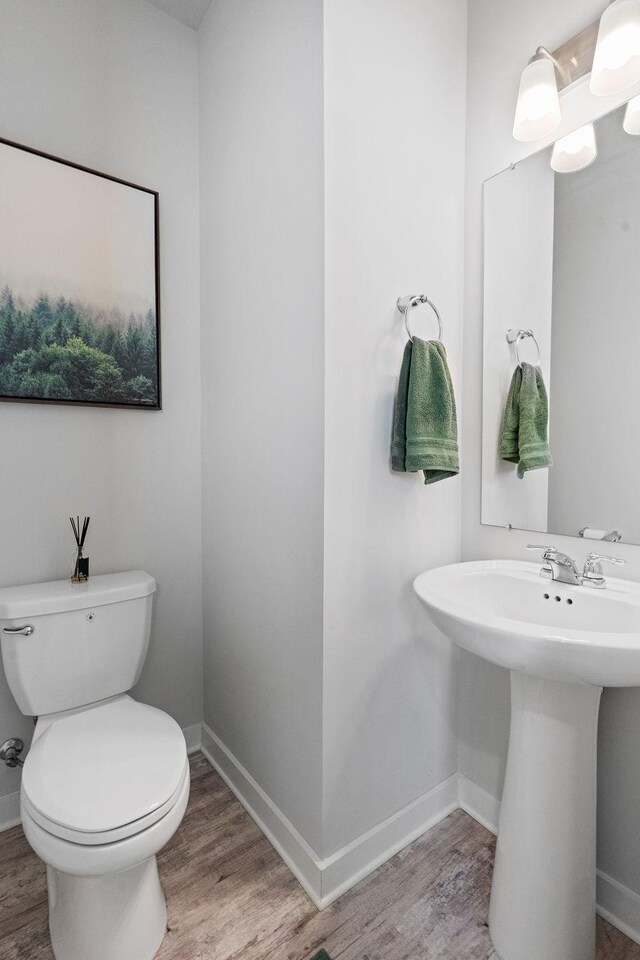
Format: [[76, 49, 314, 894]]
[[22, 696, 188, 845], [22, 761, 189, 844]]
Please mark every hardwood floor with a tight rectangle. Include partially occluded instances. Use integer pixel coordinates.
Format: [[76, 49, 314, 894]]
[[1, 753, 639, 960]]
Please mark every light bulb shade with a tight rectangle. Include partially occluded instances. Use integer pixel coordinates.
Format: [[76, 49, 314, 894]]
[[551, 123, 598, 173], [624, 93, 640, 131], [513, 57, 561, 142], [590, 0, 640, 96]]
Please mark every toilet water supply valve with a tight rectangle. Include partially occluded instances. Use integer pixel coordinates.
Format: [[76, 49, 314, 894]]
[[0, 738, 24, 768]]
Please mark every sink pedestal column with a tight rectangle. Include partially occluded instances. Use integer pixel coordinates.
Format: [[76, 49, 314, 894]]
[[489, 672, 602, 960]]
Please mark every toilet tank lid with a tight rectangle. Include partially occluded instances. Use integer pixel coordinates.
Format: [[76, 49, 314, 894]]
[[0, 571, 156, 620]]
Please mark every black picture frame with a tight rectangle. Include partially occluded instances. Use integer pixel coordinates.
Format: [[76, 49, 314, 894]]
[[0, 137, 162, 410]]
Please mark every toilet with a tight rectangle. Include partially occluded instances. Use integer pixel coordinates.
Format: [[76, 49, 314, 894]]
[[0, 570, 189, 960]]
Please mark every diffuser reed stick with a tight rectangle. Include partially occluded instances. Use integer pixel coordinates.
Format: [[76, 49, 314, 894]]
[[70, 515, 90, 582]]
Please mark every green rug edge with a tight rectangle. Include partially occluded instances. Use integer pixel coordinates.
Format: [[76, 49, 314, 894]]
[[310, 951, 332, 960]]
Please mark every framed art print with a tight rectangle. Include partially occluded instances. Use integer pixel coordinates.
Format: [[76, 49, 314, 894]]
[[0, 138, 160, 409]]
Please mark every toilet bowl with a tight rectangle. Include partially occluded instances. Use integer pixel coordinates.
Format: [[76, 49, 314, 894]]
[[20, 695, 189, 960]]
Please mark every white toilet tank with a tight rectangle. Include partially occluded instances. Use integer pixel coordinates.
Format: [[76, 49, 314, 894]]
[[0, 571, 156, 716]]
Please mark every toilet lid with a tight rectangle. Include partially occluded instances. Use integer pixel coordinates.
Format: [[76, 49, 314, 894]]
[[22, 697, 187, 837]]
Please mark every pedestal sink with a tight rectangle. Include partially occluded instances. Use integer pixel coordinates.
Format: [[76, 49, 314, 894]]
[[414, 559, 640, 960]]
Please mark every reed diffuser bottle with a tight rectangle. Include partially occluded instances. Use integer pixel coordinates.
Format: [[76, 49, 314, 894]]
[[70, 516, 90, 583]]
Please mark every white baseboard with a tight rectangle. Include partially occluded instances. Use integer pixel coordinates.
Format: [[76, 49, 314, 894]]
[[200, 722, 458, 909], [320, 772, 459, 907], [458, 774, 499, 835], [458, 774, 640, 947], [0, 790, 20, 832], [597, 870, 640, 945], [200, 723, 323, 904]]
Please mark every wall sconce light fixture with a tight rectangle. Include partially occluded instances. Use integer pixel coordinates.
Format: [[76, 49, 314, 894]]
[[513, 5, 640, 144], [513, 49, 562, 142], [590, 0, 640, 97], [550, 122, 598, 172]]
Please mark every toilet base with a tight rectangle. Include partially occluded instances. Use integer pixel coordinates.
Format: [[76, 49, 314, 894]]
[[48, 855, 167, 960]]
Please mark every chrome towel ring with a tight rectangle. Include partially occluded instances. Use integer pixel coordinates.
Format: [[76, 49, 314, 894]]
[[506, 328, 541, 368], [397, 294, 443, 342]]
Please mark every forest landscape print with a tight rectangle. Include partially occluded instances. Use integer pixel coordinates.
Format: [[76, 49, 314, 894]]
[[0, 140, 160, 408]]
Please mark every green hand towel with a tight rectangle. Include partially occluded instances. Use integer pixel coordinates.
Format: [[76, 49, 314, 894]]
[[391, 341, 412, 472], [499, 365, 522, 465], [499, 362, 552, 479], [516, 362, 552, 478], [391, 338, 459, 485]]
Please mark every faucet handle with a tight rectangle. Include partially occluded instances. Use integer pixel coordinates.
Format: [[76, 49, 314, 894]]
[[527, 544, 556, 580], [584, 552, 625, 569], [583, 552, 626, 586], [527, 543, 556, 555]]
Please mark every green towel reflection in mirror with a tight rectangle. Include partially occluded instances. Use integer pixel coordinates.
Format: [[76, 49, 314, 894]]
[[500, 362, 552, 478], [391, 337, 459, 485]]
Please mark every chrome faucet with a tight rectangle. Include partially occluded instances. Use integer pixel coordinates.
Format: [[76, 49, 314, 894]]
[[527, 544, 626, 588], [527, 544, 582, 585]]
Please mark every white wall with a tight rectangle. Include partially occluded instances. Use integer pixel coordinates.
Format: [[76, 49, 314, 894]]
[[322, 0, 468, 856], [462, 0, 640, 900], [199, 0, 467, 861], [0, 0, 202, 806], [199, 0, 326, 853]]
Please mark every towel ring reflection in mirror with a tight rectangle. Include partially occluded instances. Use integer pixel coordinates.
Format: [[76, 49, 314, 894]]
[[397, 294, 443, 343], [506, 327, 542, 367]]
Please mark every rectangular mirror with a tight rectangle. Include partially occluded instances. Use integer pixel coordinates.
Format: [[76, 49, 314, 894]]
[[482, 104, 640, 544]]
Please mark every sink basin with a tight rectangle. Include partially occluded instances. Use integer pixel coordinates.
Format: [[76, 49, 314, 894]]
[[414, 559, 640, 686], [413, 558, 640, 960]]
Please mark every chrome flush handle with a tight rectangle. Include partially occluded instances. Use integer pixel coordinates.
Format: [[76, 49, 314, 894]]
[[2, 624, 34, 636]]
